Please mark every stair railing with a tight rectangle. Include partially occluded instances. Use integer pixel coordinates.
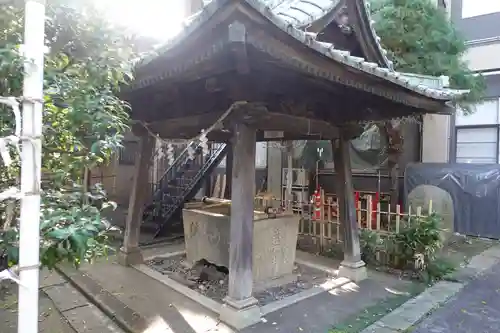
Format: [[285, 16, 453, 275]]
[[153, 142, 228, 237], [149, 139, 200, 198]]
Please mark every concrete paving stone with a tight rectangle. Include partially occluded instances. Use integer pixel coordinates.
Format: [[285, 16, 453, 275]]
[[402, 292, 440, 310], [377, 311, 424, 331], [481, 246, 500, 259], [388, 305, 433, 325], [0, 282, 76, 333], [448, 266, 478, 282], [40, 269, 67, 289], [93, 291, 149, 332], [464, 255, 498, 274], [62, 304, 124, 333], [427, 282, 463, 302], [375, 282, 463, 331], [44, 283, 90, 312]]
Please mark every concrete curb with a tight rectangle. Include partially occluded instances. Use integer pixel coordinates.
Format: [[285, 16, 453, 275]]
[[361, 245, 500, 333], [40, 269, 125, 333], [56, 265, 148, 333]]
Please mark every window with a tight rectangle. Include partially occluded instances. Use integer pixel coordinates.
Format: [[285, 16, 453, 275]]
[[118, 140, 138, 165], [217, 143, 268, 168], [462, 0, 500, 18], [456, 127, 498, 163], [456, 99, 499, 126], [455, 98, 500, 164], [255, 142, 268, 168]]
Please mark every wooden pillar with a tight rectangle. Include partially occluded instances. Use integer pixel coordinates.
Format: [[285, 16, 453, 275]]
[[118, 135, 155, 266], [220, 122, 260, 328], [332, 129, 367, 282], [225, 143, 233, 199]]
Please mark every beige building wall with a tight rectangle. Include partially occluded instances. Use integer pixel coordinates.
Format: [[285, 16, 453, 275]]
[[463, 41, 500, 72], [421, 114, 452, 163]]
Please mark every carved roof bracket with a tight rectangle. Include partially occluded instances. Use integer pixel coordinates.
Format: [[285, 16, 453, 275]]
[[336, 7, 353, 35]]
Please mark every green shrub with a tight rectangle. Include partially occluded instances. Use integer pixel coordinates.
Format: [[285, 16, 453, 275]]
[[356, 213, 456, 283], [359, 229, 384, 265], [394, 213, 443, 266]]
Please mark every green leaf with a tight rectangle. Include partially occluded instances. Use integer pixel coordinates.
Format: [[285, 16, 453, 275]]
[[7, 246, 19, 264], [46, 228, 71, 240], [69, 233, 88, 259]]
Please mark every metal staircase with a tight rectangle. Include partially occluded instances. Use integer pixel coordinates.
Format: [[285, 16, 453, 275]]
[[141, 141, 228, 239]]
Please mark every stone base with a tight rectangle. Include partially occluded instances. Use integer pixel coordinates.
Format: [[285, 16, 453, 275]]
[[254, 272, 297, 292], [338, 260, 367, 282], [219, 296, 261, 330], [117, 247, 143, 266]]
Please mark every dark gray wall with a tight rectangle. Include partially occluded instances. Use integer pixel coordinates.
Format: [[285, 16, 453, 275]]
[[315, 122, 421, 196], [451, 0, 500, 41], [318, 172, 404, 197]]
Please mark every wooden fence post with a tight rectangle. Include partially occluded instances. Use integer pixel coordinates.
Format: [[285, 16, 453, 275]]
[[367, 195, 373, 230]]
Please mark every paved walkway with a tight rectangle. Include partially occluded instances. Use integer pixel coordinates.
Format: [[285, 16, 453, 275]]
[[0, 281, 76, 333], [56, 244, 419, 333], [21, 240, 496, 333], [413, 262, 500, 333], [39, 270, 125, 333]]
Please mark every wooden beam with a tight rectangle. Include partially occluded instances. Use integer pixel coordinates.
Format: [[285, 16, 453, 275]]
[[145, 112, 223, 134], [241, 108, 340, 139], [141, 105, 341, 140]]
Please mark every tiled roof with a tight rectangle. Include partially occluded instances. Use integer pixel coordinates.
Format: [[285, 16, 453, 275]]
[[272, 0, 341, 26], [357, 0, 394, 70], [135, 0, 468, 100]]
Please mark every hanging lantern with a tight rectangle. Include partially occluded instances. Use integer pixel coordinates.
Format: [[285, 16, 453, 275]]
[[200, 130, 208, 156], [167, 143, 174, 165], [156, 144, 165, 160], [187, 144, 195, 160]]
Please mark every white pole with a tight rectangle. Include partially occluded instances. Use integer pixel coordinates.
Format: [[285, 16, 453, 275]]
[[18, 1, 46, 332]]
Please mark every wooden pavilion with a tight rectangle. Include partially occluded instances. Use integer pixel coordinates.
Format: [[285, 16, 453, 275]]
[[119, 0, 465, 327]]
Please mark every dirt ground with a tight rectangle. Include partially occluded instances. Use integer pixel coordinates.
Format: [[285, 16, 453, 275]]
[[0, 281, 75, 333]]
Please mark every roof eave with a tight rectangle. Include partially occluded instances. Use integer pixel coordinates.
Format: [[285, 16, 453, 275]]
[[128, 0, 458, 104]]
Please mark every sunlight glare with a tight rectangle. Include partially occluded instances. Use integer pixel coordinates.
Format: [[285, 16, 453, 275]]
[[142, 315, 173, 333], [98, 0, 187, 41]]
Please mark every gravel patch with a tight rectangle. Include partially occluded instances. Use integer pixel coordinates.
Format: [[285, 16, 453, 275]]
[[146, 254, 334, 306]]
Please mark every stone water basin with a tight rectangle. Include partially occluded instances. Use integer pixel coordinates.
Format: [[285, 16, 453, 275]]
[[182, 201, 300, 284]]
